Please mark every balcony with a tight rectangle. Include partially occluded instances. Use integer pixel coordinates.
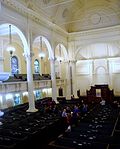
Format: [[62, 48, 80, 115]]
[[0, 72, 10, 83], [0, 79, 66, 93]]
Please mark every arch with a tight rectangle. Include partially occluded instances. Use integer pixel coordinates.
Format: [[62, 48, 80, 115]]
[[75, 45, 87, 60], [94, 66, 109, 85], [33, 36, 54, 60], [95, 66, 107, 74], [0, 23, 29, 55], [55, 43, 68, 61]]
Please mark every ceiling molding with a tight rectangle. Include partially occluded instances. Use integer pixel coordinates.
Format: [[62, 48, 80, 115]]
[[68, 25, 120, 41], [42, 0, 74, 9], [1, 0, 68, 36]]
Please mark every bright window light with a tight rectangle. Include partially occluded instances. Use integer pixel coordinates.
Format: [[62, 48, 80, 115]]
[[22, 92, 28, 96], [15, 94, 20, 97], [6, 94, 13, 100]]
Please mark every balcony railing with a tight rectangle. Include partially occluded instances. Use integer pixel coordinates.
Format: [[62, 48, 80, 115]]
[[0, 79, 66, 93]]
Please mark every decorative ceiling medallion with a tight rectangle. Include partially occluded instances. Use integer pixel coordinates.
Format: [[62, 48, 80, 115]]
[[90, 13, 101, 25], [43, 0, 51, 5]]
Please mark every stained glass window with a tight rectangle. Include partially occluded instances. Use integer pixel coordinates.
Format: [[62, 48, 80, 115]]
[[34, 59, 40, 73], [11, 56, 19, 74]]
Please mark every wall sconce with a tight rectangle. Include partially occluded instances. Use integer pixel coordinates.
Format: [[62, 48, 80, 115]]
[[6, 25, 16, 57]]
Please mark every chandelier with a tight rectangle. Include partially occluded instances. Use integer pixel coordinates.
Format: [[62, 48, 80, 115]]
[[57, 44, 63, 63], [39, 36, 45, 59], [6, 25, 15, 56]]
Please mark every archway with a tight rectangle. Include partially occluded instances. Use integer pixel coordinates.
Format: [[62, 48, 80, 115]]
[[33, 36, 54, 75], [0, 23, 37, 112], [0, 23, 28, 53], [33, 36, 54, 60], [55, 43, 68, 97], [55, 43, 68, 78], [94, 66, 108, 85], [0, 23, 29, 73], [33, 35, 56, 101]]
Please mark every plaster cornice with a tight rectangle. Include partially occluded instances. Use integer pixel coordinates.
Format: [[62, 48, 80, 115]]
[[68, 25, 120, 41], [1, 0, 120, 43]]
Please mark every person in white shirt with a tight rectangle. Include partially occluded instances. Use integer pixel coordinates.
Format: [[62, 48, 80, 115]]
[[100, 98, 106, 106]]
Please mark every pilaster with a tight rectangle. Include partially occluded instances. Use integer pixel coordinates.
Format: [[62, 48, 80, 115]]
[[69, 60, 77, 97], [64, 61, 71, 99], [50, 58, 57, 103]]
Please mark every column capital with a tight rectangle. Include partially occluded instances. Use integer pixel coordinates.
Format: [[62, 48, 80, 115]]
[[23, 51, 34, 59], [49, 57, 56, 62], [69, 59, 77, 64]]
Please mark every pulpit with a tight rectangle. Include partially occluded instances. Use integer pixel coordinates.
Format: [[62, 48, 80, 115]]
[[87, 85, 114, 103]]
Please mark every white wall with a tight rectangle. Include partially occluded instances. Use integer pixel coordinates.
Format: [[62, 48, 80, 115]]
[[76, 57, 120, 96]]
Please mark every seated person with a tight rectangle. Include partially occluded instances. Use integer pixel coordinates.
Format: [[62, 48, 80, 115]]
[[82, 103, 88, 113], [72, 105, 80, 126], [71, 94, 75, 100], [100, 98, 106, 106]]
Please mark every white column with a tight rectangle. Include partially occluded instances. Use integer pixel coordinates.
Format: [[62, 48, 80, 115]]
[[65, 61, 71, 99], [50, 58, 57, 103], [89, 60, 93, 86], [70, 60, 77, 97], [107, 59, 110, 85], [25, 16, 37, 112], [0, 58, 4, 72], [59, 61, 62, 78], [92, 60, 95, 86], [26, 53, 38, 112], [109, 60, 113, 87], [0, 40, 4, 72]]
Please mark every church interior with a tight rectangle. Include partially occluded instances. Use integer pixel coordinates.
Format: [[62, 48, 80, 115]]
[[0, 0, 120, 149]]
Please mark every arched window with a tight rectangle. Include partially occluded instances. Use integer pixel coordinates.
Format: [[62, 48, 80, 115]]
[[11, 56, 19, 74], [34, 59, 40, 73]]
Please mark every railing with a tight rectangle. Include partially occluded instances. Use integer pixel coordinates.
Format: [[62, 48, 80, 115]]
[[0, 79, 66, 93]]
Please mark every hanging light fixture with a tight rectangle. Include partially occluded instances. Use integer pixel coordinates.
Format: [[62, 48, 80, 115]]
[[39, 36, 45, 59], [6, 25, 16, 56], [57, 44, 63, 63]]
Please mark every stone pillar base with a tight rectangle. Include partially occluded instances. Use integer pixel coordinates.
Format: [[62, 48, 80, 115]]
[[26, 108, 38, 113]]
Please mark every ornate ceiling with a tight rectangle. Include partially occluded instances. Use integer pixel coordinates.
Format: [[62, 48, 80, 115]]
[[7, 0, 120, 33]]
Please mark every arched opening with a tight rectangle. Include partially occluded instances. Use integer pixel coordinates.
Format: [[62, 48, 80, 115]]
[[55, 43, 68, 79], [32, 36, 54, 99], [0, 23, 32, 109], [33, 36, 54, 75], [55, 43, 68, 97], [94, 66, 108, 85], [0, 23, 28, 75]]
